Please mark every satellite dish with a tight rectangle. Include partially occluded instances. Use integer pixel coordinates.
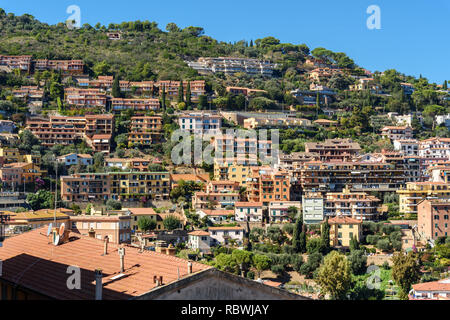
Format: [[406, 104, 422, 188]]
[[59, 223, 65, 236], [53, 234, 60, 246], [46, 223, 53, 236]]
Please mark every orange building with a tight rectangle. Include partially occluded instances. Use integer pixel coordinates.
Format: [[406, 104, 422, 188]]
[[247, 167, 290, 204], [128, 116, 163, 146], [417, 199, 450, 241]]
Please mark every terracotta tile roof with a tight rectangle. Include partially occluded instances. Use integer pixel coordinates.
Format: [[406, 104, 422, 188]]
[[200, 209, 234, 216], [235, 202, 263, 207], [412, 279, 450, 292], [208, 226, 244, 231], [328, 216, 363, 224], [0, 228, 210, 300], [188, 230, 210, 236], [126, 208, 157, 216]]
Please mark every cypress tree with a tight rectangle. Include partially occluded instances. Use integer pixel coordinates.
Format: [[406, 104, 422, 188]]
[[321, 217, 331, 253], [161, 84, 166, 111], [443, 80, 448, 90], [112, 75, 121, 98], [186, 81, 191, 107], [178, 80, 184, 103], [293, 212, 306, 253]]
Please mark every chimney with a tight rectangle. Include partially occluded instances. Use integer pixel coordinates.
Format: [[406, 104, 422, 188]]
[[103, 236, 109, 255], [187, 261, 193, 274], [159, 276, 163, 285], [95, 269, 103, 300], [118, 247, 125, 272]]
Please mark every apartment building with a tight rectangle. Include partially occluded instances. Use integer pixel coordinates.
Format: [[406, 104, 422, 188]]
[[129, 81, 156, 95], [302, 192, 324, 225], [277, 152, 320, 172], [64, 87, 107, 108], [419, 137, 450, 160], [86, 134, 112, 154], [12, 86, 44, 107], [60, 171, 170, 202], [187, 57, 275, 77], [192, 191, 240, 210], [213, 134, 272, 164], [234, 202, 263, 222], [397, 181, 450, 216], [35, 59, 84, 74], [381, 126, 414, 141], [393, 139, 419, 156], [298, 160, 406, 194], [304, 139, 361, 162], [213, 159, 256, 187], [0, 147, 21, 164], [206, 180, 240, 193], [89, 75, 114, 89], [417, 199, 450, 241], [157, 80, 205, 100], [247, 167, 290, 204], [111, 98, 160, 112], [126, 207, 164, 231], [324, 187, 381, 221], [69, 213, 132, 244], [0, 55, 32, 72], [328, 216, 363, 247], [0, 162, 42, 188], [128, 116, 163, 146], [26, 114, 113, 148], [268, 201, 301, 223], [208, 226, 245, 245], [178, 112, 222, 135], [105, 157, 157, 172]]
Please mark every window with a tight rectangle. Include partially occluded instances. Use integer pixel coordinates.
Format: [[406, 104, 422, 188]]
[[201, 236, 207, 241]]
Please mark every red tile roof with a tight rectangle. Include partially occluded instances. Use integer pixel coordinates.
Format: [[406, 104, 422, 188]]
[[412, 279, 450, 292], [0, 228, 210, 300], [328, 216, 363, 224]]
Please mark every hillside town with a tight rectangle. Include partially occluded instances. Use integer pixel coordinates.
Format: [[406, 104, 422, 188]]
[[0, 8, 449, 302]]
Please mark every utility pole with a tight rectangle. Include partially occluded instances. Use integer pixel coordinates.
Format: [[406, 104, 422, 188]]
[[54, 159, 58, 225]]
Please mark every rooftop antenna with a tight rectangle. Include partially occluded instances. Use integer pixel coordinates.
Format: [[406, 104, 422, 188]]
[[54, 158, 58, 225]]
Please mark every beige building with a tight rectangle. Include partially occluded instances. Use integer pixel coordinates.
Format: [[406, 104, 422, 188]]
[[327, 216, 363, 247]]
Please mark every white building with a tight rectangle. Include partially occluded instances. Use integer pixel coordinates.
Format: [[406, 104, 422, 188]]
[[436, 114, 450, 128], [268, 201, 301, 223], [234, 202, 263, 222], [188, 230, 212, 253], [419, 137, 450, 160], [381, 126, 413, 141], [302, 193, 324, 225], [0, 120, 16, 133], [57, 153, 93, 166], [178, 112, 222, 135], [196, 209, 234, 223], [393, 139, 419, 156], [208, 226, 244, 245]]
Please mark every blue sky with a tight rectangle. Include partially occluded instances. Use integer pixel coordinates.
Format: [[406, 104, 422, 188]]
[[2, 0, 449, 83]]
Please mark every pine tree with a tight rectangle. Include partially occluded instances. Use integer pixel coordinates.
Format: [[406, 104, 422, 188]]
[[185, 81, 191, 108], [112, 75, 121, 98], [178, 80, 184, 103]]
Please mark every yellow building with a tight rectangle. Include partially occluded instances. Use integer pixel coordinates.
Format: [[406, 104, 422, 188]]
[[126, 207, 165, 231], [109, 171, 170, 201], [327, 216, 363, 247], [6, 208, 72, 233], [397, 182, 450, 216], [214, 160, 255, 187], [0, 147, 21, 164]]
